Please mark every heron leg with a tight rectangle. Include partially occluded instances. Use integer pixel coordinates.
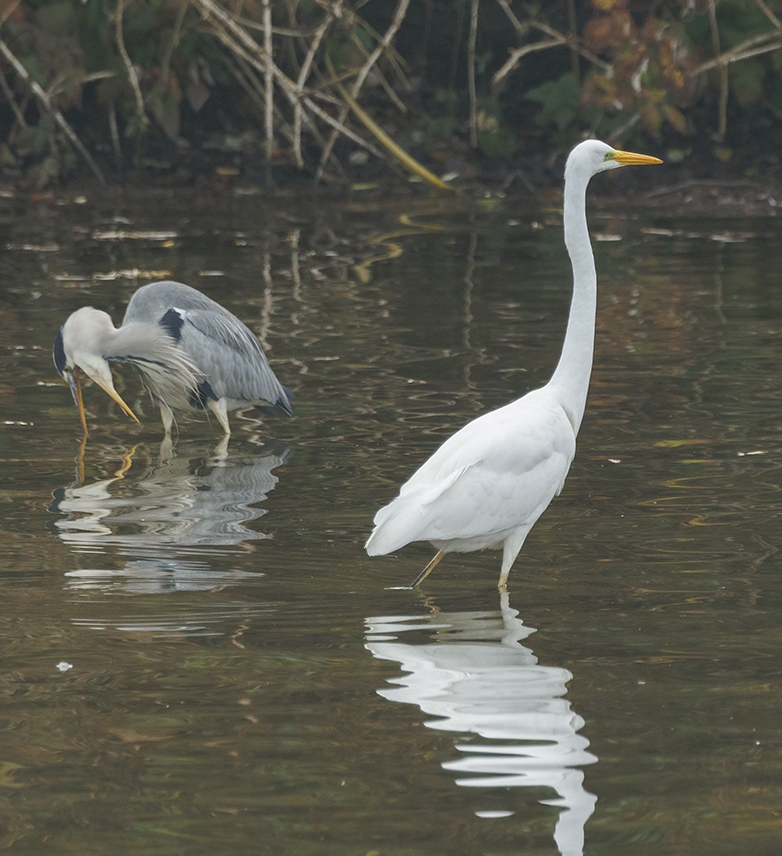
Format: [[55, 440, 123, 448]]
[[160, 404, 175, 437], [73, 370, 88, 434], [207, 399, 231, 436], [212, 434, 230, 459], [409, 550, 446, 589]]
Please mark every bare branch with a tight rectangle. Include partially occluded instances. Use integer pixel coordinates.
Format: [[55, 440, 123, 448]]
[[755, 0, 782, 31], [0, 68, 27, 130], [349, 0, 411, 96], [468, 0, 479, 148], [493, 38, 563, 88], [263, 0, 274, 174], [116, 0, 148, 129], [693, 29, 782, 74], [0, 37, 106, 184], [492, 0, 610, 88]]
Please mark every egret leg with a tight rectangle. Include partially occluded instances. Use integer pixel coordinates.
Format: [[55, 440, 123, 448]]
[[207, 399, 231, 436], [498, 530, 528, 589], [410, 550, 446, 589]]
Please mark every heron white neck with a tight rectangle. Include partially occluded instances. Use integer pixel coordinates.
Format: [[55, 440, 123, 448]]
[[547, 159, 598, 434]]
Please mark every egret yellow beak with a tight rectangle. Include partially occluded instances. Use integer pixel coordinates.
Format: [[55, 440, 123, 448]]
[[610, 149, 663, 166]]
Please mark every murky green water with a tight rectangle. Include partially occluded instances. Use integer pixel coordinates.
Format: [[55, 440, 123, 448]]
[[1, 181, 781, 854]]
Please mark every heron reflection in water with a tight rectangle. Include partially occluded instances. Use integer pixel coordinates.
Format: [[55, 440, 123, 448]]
[[49, 440, 289, 595], [365, 594, 597, 856], [53, 281, 293, 438]]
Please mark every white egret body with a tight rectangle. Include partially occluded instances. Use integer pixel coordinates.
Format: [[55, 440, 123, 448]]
[[365, 140, 662, 588], [54, 280, 292, 436]]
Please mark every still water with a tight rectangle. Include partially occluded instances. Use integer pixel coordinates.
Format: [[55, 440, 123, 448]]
[[0, 180, 781, 854]]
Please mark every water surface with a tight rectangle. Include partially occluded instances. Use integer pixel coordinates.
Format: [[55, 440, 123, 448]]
[[0, 183, 781, 854]]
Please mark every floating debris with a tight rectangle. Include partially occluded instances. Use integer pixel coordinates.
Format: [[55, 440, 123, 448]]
[[92, 269, 173, 281], [91, 230, 179, 241], [6, 242, 59, 252]]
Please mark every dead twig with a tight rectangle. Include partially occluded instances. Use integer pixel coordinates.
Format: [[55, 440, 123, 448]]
[[293, 15, 333, 168], [350, 0, 411, 96], [349, 31, 407, 112], [193, 0, 383, 161], [755, 0, 782, 31], [696, 2, 782, 137], [263, 0, 274, 178], [492, 0, 610, 89], [332, 68, 454, 190], [693, 29, 782, 75], [317, 0, 411, 180], [0, 67, 27, 131], [468, 0, 479, 148], [0, 36, 106, 184], [493, 38, 565, 88], [116, 0, 148, 130], [644, 178, 769, 199]]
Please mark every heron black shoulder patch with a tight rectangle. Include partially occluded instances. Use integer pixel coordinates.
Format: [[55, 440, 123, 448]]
[[53, 329, 66, 377], [160, 307, 184, 342], [188, 379, 218, 410]]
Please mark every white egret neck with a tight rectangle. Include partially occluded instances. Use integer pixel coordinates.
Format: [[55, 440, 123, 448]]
[[547, 153, 599, 435]]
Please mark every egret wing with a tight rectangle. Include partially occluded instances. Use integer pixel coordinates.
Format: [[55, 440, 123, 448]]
[[367, 390, 575, 554]]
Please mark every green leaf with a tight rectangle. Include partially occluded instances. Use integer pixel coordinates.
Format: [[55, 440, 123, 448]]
[[478, 126, 516, 159], [148, 86, 181, 141], [729, 58, 766, 107], [525, 72, 582, 130]]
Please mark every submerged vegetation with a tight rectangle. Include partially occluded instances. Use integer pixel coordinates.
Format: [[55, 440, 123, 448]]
[[1, 0, 782, 188]]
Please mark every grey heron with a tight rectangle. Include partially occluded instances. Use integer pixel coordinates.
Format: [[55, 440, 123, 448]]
[[365, 141, 662, 589], [53, 280, 293, 436]]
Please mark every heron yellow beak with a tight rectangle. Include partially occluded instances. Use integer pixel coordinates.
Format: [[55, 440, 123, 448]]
[[67, 369, 89, 434], [610, 149, 663, 166], [69, 365, 140, 432], [90, 373, 141, 425]]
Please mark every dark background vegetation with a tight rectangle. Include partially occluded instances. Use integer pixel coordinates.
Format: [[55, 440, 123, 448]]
[[1, 0, 781, 190]]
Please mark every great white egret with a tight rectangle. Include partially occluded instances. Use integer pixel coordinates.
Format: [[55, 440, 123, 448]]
[[53, 280, 292, 436], [365, 139, 662, 588]]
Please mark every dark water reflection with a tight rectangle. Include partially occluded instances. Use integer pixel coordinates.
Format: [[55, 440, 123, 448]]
[[0, 186, 781, 853]]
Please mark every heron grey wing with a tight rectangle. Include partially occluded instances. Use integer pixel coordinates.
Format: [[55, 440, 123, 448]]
[[123, 281, 224, 325], [177, 307, 289, 408], [123, 281, 291, 413]]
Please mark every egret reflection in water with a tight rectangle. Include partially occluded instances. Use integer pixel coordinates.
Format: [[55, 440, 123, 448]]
[[48, 440, 289, 594], [365, 594, 597, 856]]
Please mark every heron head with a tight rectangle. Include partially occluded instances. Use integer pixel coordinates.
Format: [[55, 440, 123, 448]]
[[54, 307, 140, 432]]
